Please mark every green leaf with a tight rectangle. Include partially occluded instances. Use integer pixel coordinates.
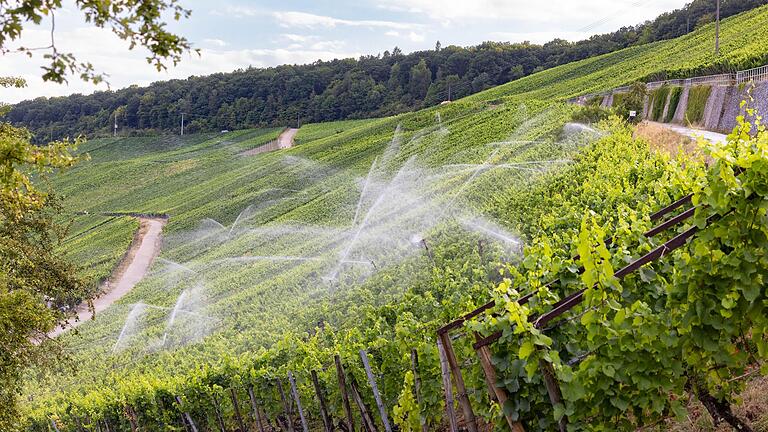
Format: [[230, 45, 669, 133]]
[[742, 283, 760, 302], [610, 397, 629, 411], [602, 363, 616, 378], [581, 310, 597, 326], [519, 341, 536, 360], [613, 309, 626, 326], [553, 403, 566, 421]]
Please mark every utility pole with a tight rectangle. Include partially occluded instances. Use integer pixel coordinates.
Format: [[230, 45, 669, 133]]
[[180, 113, 185, 136], [113, 112, 118, 137], [448, 83, 452, 102], [715, 0, 720, 56]]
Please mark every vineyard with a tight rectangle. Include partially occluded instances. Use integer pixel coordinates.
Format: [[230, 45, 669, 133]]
[[23, 5, 768, 432]]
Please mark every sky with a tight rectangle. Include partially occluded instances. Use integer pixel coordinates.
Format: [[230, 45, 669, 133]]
[[0, 0, 691, 103]]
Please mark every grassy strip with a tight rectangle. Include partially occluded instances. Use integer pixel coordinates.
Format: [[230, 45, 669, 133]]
[[665, 86, 683, 123], [651, 85, 671, 121], [686, 85, 712, 125]]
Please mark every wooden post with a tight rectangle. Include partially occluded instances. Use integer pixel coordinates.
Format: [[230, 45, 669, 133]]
[[360, 350, 392, 432], [277, 379, 296, 432], [288, 372, 309, 432], [411, 349, 428, 432], [230, 387, 247, 432], [540, 360, 566, 432], [258, 407, 271, 432], [211, 393, 227, 432], [249, 386, 267, 432], [473, 335, 525, 432], [335, 355, 356, 432], [175, 396, 199, 432], [349, 374, 379, 432], [438, 332, 478, 432], [311, 370, 334, 432], [437, 338, 459, 432], [74, 416, 85, 432], [124, 406, 139, 432]]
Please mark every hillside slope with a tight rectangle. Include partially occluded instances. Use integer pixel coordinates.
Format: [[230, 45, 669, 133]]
[[26, 6, 768, 431]]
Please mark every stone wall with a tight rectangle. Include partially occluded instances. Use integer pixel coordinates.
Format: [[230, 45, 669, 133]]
[[609, 81, 767, 132], [717, 82, 768, 132]]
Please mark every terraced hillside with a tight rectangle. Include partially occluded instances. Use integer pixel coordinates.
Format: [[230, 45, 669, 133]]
[[27, 6, 768, 431]]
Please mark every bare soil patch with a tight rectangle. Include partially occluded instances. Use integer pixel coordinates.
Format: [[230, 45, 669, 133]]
[[240, 128, 299, 156], [50, 217, 166, 336]]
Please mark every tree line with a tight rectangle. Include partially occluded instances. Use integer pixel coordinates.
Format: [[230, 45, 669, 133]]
[[7, 0, 766, 140]]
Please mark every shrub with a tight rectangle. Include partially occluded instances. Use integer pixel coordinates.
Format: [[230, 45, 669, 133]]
[[586, 95, 604, 107], [686, 85, 712, 125], [613, 82, 647, 124], [571, 105, 612, 124]]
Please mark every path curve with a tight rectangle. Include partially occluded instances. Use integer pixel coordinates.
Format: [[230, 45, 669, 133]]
[[277, 127, 299, 149], [648, 121, 728, 144], [51, 217, 166, 337], [240, 127, 299, 156]]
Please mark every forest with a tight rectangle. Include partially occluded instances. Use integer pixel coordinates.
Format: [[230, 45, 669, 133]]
[[6, 0, 766, 141]]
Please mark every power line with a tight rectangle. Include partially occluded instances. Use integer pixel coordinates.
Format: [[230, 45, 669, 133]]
[[577, 0, 657, 33], [715, 0, 721, 55]]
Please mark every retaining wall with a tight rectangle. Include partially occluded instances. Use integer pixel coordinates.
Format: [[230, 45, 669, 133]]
[[628, 81, 768, 132]]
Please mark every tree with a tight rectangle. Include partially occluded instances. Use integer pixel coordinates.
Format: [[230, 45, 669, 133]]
[[409, 59, 432, 100], [613, 82, 646, 123], [0, 2, 194, 429], [1, 77, 87, 431], [0, 0, 194, 84]]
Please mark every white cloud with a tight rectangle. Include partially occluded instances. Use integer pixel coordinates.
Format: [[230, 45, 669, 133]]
[[408, 32, 425, 42], [212, 5, 265, 18], [273, 11, 420, 31], [282, 33, 313, 43], [378, 0, 690, 28], [203, 38, 228, 47], [0, 25, 358, 104], [383, 30, 426, 42]]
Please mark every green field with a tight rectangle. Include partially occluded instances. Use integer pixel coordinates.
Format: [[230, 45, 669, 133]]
[[27, 6, 768, 431], [58, 215, 139, 295]]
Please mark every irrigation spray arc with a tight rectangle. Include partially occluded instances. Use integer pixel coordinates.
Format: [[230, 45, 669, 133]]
[[107, 108, 604, 355]]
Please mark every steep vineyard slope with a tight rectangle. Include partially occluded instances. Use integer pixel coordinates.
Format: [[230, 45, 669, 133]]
[[25, 6, 768, 431]]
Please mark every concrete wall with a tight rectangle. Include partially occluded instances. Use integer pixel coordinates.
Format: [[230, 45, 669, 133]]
[[574, 81, 768, 133], [642, 95, 650, 119], [702, 86, 729, 130], [643, 81, 766, 132], [672, 86, 690, 123], [601, 94, 612, 108], [660, 91, 673, 122]]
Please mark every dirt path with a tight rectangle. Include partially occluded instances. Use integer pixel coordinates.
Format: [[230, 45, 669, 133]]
[[240, 127, 299, 156], [648, 121, 727, 144], [51, 217, 166, 337], [277, 127, 299, 149]]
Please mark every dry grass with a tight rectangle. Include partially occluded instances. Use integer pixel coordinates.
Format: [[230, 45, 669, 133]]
[[633, 121, 705, 160]]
